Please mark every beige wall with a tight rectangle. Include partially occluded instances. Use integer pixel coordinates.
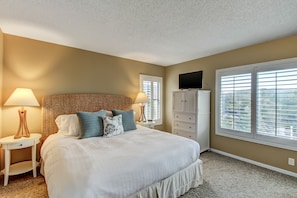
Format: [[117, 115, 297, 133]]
[[0, 29, 3, 168], [1, 34, 165, 168], [165, 34, 297, 173], [2, 32, 297, 174]]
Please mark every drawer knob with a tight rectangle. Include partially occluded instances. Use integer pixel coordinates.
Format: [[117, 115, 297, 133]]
[[19, 144, 23, 146]]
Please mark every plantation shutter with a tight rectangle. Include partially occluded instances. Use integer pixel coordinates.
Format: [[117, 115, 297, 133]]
[[257, 68, 297, 139], [140, 75, 162, 125], [216, 58, 297, 150], [220, 73, 252, 133]]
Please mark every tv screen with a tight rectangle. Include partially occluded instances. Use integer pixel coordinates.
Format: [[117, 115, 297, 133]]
[[179, 71, 203, 89]]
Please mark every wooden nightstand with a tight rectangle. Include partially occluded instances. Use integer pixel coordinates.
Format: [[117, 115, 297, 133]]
[[137, 121, 155, 129], [0, 133, 41, 186]]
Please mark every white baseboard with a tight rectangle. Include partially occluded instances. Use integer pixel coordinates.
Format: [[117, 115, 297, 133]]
[[210, 148, 297, 178]]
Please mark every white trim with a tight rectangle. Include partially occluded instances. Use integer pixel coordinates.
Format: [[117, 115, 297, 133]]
[[215, 57, 297, 151], [139, 74, 163, 125], [210, 148, 297, 178]]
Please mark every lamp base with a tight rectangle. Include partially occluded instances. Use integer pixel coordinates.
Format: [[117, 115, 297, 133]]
[[14, 109, 30, 139], [138, 104, 147, 122]]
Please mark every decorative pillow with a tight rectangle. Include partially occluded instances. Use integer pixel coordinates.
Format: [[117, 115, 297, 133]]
[[112, 109, 136, 131], [103, 115, 124, 137], [76, 110, 106, 139], [55, 114, 80, 136]]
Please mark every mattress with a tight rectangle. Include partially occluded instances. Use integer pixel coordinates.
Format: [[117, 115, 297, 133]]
[[41, 125, 202, 198]]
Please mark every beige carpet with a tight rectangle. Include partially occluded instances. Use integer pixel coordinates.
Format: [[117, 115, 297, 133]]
[[1, 152, 297, 198], [183, 152, 297, 198], [0, 168, 48, 198]]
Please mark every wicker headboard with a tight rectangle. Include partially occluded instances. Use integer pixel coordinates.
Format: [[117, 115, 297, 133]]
[[41, 93, 132, 141]]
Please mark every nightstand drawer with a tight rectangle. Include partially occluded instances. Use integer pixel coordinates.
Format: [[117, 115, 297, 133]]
[[6, 140, 34, 149]]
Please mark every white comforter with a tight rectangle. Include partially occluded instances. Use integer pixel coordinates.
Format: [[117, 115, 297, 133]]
[[41, 125, 200, 198]]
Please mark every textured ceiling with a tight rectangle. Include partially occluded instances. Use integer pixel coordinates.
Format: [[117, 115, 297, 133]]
[[1, 0, 297, 66]]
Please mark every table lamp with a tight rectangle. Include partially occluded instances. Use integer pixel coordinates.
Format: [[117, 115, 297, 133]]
[[135, 92, 149, 122], [4, 88, 40, 139]]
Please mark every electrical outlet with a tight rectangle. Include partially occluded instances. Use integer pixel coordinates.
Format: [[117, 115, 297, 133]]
[[288, 158, 295, 166]]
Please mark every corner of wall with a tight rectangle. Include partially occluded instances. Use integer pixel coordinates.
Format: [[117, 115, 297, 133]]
[[0, 28, 3, 137], [0, 28, 3, 170]]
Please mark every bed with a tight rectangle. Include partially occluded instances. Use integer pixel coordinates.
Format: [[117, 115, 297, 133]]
[[40, 93, 203, 198]]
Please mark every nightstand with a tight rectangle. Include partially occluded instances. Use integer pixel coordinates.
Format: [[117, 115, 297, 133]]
[[0, 133, 41, 186], [137, 121, 155, 129]]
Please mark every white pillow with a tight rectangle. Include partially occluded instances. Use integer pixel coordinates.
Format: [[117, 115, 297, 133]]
[[103, 115, 124, 137], [55, 114, 81, 136], [104, 110, 113, 117]]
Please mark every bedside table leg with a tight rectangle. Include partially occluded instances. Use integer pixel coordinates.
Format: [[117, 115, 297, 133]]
[[32, 143, 37, 177], [4, 149, 10, 186]]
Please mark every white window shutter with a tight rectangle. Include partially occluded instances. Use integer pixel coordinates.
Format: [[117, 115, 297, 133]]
[[140, 75, 162, 125], [216, 57, 297, 151]]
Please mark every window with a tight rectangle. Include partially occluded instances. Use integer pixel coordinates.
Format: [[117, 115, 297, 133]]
[[139, 74, 162, 125], [220, 73, 252, 134], [216, 57, 297, 151]]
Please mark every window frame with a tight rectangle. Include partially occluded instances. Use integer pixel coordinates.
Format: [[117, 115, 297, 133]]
[[216, 57, 297, 151], [139, 74, 163, 125]]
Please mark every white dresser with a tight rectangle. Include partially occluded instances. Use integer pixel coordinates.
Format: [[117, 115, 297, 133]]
[[172, 90, 210, 152]]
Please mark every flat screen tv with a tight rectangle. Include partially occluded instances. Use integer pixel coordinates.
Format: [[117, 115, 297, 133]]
[[179, 71, 203, 89]]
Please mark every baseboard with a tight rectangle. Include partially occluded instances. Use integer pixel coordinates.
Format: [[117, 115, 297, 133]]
[[210, 148, 297, 178]]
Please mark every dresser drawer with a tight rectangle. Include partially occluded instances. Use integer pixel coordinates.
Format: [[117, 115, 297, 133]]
[[174, 121, 196, 132], [174, 113, 195, 123], [6, 140, 34, 149], [174, 130, 196, 141]]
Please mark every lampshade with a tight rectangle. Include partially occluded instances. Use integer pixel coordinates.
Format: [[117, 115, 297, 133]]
[[4, 88, 39, 139], [135, 92, 149, 104], [4, 88, 39, 107]]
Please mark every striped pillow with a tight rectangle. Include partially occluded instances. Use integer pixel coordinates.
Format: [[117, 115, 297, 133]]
[[77, 110, 106, 139], [112, 109, 136, 131]]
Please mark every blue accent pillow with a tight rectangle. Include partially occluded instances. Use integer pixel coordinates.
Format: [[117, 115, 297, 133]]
[[112, 109, 136, 131], [77, 110, 106, 139]]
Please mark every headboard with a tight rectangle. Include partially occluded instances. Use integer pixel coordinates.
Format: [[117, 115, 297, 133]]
[[41, 93, 132, 142]]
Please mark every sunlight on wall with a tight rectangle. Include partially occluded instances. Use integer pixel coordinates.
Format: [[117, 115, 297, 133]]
[[0, 28, 4, 169], [1, 107, 41, 137]]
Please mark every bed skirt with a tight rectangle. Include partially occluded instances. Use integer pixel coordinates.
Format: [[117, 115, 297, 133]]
[[41, 158, 202, 198], [129, 158, 203, 198]]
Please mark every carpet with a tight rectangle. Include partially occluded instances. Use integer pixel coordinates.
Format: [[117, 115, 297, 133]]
[[1, 152, 297, 198], [183, 152, 297, 198]]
